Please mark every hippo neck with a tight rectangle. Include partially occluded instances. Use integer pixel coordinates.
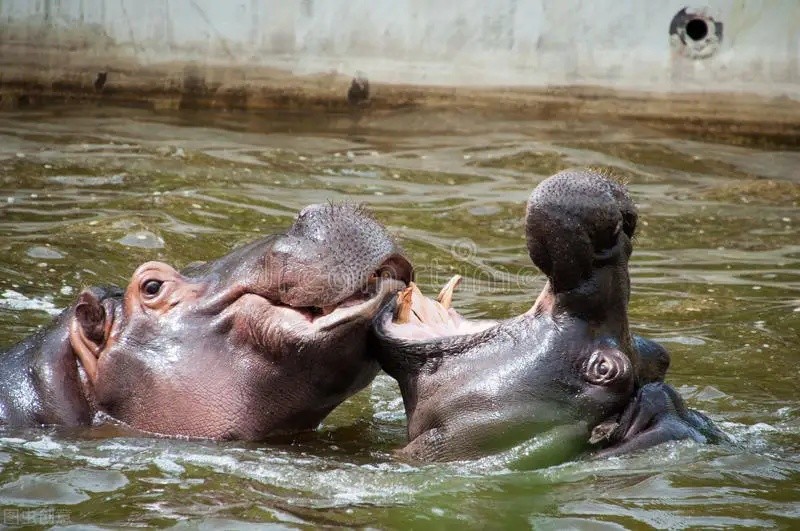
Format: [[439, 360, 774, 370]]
[[531, 266, 636, 374]]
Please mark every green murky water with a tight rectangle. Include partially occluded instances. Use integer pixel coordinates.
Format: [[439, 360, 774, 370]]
[[0, 107, 797, 529]]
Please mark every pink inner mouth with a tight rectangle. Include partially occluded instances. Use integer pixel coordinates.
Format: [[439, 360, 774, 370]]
[[382, 279, 497, 341]]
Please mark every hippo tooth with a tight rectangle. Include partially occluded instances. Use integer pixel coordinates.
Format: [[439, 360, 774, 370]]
[[436, 275, 462, 310], [410, 283, 448, 325], [394, 284, 416, 324]]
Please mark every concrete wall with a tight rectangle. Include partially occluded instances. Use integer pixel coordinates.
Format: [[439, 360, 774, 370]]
[[1, 0, 799, 103]]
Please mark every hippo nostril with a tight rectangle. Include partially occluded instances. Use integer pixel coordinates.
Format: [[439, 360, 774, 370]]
[[592, 218, 623, 258], [622, 211, 637, 238], [375, 255, 414, 286]]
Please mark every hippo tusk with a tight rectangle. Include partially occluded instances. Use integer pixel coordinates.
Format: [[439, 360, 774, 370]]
[[394, 282, 458, 326], [436, 275, 462, 309], [394, 284, 416, 324]]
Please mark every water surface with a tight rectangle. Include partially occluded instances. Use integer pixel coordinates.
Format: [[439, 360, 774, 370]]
[[0, 107, 797, 528]]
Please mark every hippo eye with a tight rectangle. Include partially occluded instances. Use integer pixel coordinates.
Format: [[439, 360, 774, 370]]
[[584, 349, 631, 387], [142, 279, 163, 297]]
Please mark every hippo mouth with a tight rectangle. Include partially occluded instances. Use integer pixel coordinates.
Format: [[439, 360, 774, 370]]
[[267, 255, 413, 332], [378, 275, 497, 341]]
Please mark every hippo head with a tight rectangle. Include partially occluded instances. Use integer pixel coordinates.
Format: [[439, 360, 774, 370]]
[[372, 170, 664, 462], [524, 168, 638, 371], [68, 203, 412, 439]]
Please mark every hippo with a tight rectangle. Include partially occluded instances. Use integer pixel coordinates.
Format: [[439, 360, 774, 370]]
[[0, 203, 412, 440], [372, 170, 724, 461]]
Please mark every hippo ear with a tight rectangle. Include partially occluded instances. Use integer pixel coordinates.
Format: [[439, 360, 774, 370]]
[[68, 290, 109, 384]]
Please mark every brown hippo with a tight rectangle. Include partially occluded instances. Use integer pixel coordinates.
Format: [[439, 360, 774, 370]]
[[372, 170, 723, 462], [0, 203, 412, 440]]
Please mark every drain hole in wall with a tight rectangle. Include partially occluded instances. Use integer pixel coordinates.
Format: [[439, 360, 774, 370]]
[[685, 18, 708, 41], [669, 8, 722, 59]]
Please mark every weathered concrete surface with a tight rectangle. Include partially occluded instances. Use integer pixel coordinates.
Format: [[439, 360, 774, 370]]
[[0, 0, 798, 144], [2, 1, 799, 90]]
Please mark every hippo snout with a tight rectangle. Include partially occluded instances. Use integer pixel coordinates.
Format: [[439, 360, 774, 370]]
[[525, 170, 637, 293], [264, 203, 413, 309]]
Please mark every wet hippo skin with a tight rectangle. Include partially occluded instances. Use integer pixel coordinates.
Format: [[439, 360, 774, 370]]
[[372, 170, 725, 461], [0, 204, 412, 440]]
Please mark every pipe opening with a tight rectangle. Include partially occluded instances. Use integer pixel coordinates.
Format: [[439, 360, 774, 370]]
[[685, 18, 708, 41], [669, 8, 722, 59]]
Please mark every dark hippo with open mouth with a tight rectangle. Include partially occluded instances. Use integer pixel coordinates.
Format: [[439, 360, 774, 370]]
[[373, 170, 723, 462], [0, 203, 412, 440]]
